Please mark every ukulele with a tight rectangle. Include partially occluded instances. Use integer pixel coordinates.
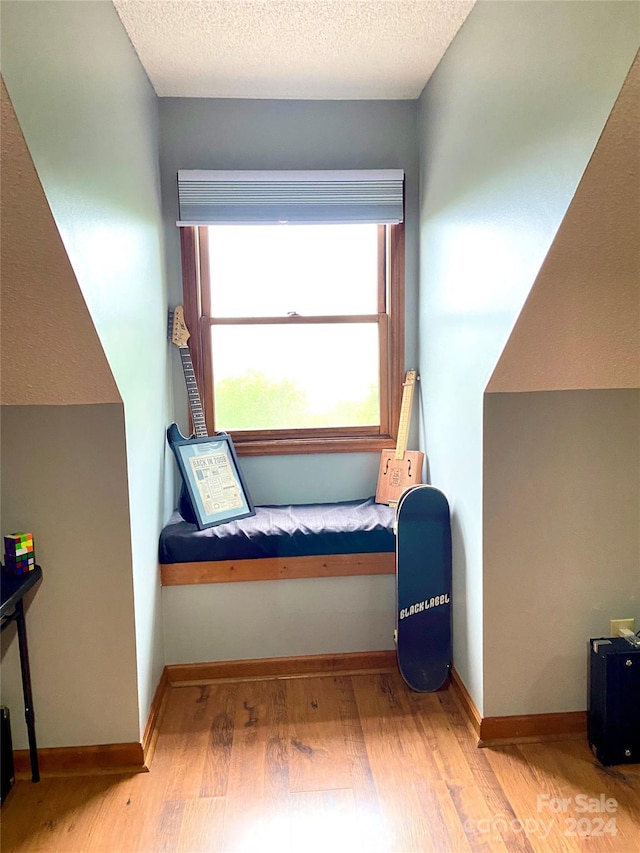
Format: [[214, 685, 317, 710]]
[[375, 370, 424, 506]]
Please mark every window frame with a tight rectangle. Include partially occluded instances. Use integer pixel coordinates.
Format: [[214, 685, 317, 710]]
[[179, 223, 405, 456]]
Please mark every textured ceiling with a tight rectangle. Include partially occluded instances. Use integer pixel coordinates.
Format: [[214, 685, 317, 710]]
[[113, 1, 476, 99]]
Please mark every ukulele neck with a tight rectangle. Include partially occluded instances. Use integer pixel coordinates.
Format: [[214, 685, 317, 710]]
[[395, 373, 416, 459]]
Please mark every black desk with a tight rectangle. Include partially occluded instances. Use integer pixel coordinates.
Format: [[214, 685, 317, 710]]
[[1, 566, 42, 782]]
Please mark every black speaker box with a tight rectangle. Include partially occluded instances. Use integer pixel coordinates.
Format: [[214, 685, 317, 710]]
[[588, 637, 640, 766], [1, 705, 15, 803]]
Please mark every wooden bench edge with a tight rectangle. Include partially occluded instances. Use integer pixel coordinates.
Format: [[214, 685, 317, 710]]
[[160, 551, 395, 585]]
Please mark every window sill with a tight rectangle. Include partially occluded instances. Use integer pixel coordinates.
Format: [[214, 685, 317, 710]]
[[233, 435, 397, 457]]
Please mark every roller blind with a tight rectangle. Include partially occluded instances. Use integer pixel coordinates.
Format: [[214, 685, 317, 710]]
[[177, 169, 404, 225]]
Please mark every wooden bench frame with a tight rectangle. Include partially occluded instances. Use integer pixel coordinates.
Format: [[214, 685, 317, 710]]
[[160, 551, 395, 585]]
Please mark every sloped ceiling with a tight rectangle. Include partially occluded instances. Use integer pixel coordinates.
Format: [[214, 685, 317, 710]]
[[488, 51, 640, 394], [113, 0, 475, 99], [0, 79, 120, 406]]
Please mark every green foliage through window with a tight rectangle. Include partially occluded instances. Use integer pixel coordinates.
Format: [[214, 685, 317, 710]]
[[216, 370, 378, 431]]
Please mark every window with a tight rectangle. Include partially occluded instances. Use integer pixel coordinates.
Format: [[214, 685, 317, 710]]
[[177, 171, 405, 456]]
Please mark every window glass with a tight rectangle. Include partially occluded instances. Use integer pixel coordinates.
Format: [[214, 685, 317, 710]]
[[210, 323, 380, 430], [208, 224, 379, 317]]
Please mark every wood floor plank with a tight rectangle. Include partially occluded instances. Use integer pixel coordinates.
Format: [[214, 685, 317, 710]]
[[392, 673, 505, 850], [148, 799, 185, 853], [483, 743, 580, 853], [3, 676, 640, 853], [331, 675, 381, 818], [287, 675, 353, 793], [404, 686, 477, 788], [351, 671, 445, 851], [485, 739, 640, 852], [1, 775, 120, 853], [221, 678, 288, 851], [433, 688, 535, 852], [411, 778, 474, 852], [353, 673, 520, 852], [162, 685, 213, 801], [176, 797, 227, 852], [287, 788, 389, 853], [198, 682, 238, 798], [262, 678, 290, 812], [83, 775, 144, 853], [415, 704, 528, 852]]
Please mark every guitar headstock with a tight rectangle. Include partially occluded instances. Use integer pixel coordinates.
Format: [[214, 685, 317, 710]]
[[404, 369, 418, 386], [170, 305, 190, 348]]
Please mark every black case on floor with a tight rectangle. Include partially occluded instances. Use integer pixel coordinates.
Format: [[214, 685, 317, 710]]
[[1, 705, 15, 803], [588, 637, 640, 766]]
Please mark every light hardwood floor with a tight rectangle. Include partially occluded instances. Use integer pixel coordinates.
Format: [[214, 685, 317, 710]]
[[2, 670, 639, 852]]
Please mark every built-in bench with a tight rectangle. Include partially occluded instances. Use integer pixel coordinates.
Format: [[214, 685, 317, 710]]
[[159, 496, 396, 585]]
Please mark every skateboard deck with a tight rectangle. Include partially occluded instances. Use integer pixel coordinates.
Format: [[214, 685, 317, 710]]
[[395, 484, 452, 692]]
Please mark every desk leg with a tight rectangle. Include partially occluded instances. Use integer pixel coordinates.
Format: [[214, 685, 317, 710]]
[[15, 600, 40, 783]]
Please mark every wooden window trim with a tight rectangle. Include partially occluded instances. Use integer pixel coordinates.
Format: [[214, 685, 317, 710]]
[[179, 223, 405, 457]]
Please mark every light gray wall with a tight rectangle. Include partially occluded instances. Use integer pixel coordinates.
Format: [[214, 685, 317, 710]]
[[1, 406, 140, 748], [164, 575, 396, 665], [481, 50, 640, 715], [416, 0, 640, 713], [1, 1, 171, 742], [159, 98, 418, 662], [483, 390, 640, 716]]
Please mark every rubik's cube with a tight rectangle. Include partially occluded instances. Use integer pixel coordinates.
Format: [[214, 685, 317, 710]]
[[3, 533, 36, 575]]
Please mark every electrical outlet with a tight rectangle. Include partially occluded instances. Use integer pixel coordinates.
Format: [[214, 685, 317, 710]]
[[610, 618, 635, 637]]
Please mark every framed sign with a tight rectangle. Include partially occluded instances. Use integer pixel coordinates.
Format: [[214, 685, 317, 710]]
[[169, 432, 255, 529]]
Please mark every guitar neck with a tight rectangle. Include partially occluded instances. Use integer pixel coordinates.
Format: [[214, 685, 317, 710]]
[[394, 372, 417, 460], [178, 346, 208, 438]]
